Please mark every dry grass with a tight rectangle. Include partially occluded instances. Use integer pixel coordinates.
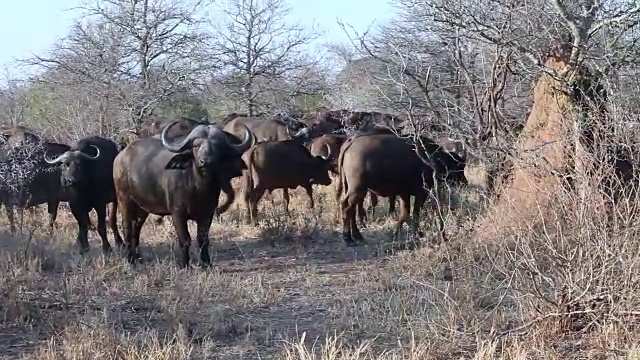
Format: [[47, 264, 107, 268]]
[[0, 177, 638, 359]]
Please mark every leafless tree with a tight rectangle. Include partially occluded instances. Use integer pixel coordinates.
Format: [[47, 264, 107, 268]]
[[0, 70, 28, 127], [23, 0, 212, 134], [333, 0, 640, 197], [209, 0, 324, 115], [340, 0, 640, 130]]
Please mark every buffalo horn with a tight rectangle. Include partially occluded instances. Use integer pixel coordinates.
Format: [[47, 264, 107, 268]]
[[75, 145, 101, 160], [161, 121, 206, 153], [294, 127, 309, 138], [320, 143, 332, 161], [224, 124, 253, 153], [44, 151, 71, 165]]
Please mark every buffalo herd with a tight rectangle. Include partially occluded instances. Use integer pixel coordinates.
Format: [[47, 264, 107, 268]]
[[0, 109, 468, 268]]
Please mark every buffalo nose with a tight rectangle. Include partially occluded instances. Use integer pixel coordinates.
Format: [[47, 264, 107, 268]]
[[197, 159, 206, 167]]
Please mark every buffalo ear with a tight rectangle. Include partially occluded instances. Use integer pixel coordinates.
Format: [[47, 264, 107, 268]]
[[165, 153, 193, 170]]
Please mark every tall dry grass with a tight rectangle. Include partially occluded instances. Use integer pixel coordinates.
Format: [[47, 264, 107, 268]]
[[0, 162, 638, 359]]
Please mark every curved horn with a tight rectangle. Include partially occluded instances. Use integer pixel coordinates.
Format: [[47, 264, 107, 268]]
[[161, 121, 205, 153], [294, 127, 310, 138], [76, 145, 101, 160], [225, 123, 253, 153], [286, 126, 295, 138], [320, 143, 332, 161], [44, 150, 71, 165]]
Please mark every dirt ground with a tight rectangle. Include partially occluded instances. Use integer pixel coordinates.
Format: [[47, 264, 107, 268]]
[[0, 183, 638, 359]]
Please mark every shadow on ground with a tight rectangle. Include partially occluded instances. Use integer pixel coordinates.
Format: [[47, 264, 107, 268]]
[[0, 222, 416, 359], [0, 188, 460, 360], [138, 225, 399, 274]]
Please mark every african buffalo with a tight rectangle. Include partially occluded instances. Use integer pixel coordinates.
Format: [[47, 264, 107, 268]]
[[343, 130, 467, 227], [381, 135, 467, 218], [224, 115, 316, 208], [0, 140, 71, 233], [339, 127, 400, 224], [242, 140, 333, 225], [113, 121, 253, 268], [307, 134, 347, 174], [125, 115, 244, 223], [336, 134, 447, 246], [224, 116, 310, 144], [302, 110, 405, 137], [301, 109, 351, 136], [136, 115, 212, 139], [347, 111, 405, 131], [45, 136, 123, 254], [220, 113, 248, 125]]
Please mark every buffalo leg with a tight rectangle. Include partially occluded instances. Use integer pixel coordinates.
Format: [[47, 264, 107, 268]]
[[215, 181, 236, 217], [355, 191, 370, 227], [196, 215, 214, 267], [119, 201, 134, 260], [341, 189, 365, 246], [412, 192, 428, 242], [46, 200, 59, 235], [119, 197, 145, 263], [388, 195, 397, 217], [70, 204, 91, 255], [242, 173, 253, 223], [393, 194, 411, 243], [130, 211, 148, 262], [302, 183, 314, 209], [356, 199, 368, 227], [248, 187, 266, 226], [282, 188, 291, 216], [107, 202, 124, 248], [368, 192, 379, 218], [172, 213, 192, 269], [340, 194, 357, 246], [349, 201, 365, 243], [93, 205, 113, 255]]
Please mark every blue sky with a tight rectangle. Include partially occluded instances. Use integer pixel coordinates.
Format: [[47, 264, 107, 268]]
[[0, 0, 394, 77]]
